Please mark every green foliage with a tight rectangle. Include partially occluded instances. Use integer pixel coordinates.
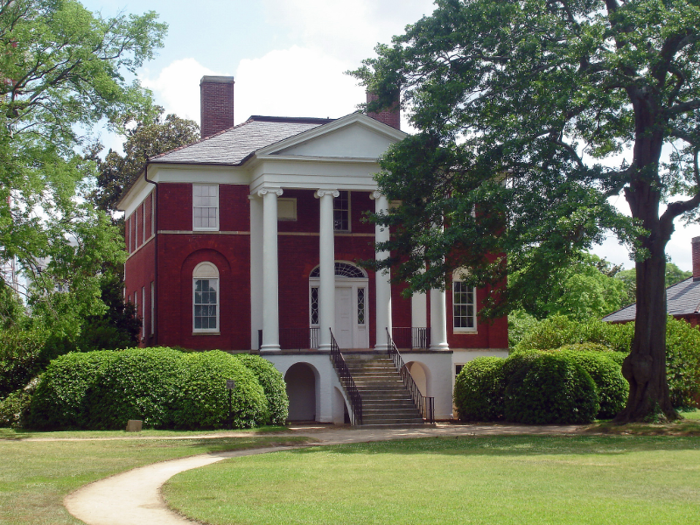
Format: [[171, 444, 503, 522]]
[[554, 350, 628, 420], [27, 348, 276, 430], [0, 0, 166, 338], [504, 353, 599, 425], [232, 353, 288, 425], [88, 348, 183, 429], [0, 378, 37, 428], [27, 351, 117, 430], [508, 309, 538, 348], [514, 316, 634, 354], [453, 357, 505, 422], [665, 318, 700, 408], [0, 328, 48, 398], [175, 352, 268, 430], [513, 253, 628, 321]]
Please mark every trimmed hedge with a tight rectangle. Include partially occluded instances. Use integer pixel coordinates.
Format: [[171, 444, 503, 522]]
[[504, 353, 599, 424], [88, 348, 183, 429], [454, 357, 506, 422], [232, 353, 288, 425], [555, 350, 628, 419], [174, 351, 267, 429], [27, 351, 117, 430], [27, 348, 287, 430]]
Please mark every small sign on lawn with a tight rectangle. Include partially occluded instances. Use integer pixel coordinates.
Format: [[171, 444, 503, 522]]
[[226, 379, 236, 390]]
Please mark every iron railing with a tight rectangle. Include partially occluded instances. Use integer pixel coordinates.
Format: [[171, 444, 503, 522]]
[[329, 329, 363, 425], [258, 328, 320, 350], [392, 327, 430, 349], [386, 328, 435, 424]]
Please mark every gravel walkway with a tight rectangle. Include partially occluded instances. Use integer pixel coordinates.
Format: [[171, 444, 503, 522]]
[[63, 423, 585, 525]]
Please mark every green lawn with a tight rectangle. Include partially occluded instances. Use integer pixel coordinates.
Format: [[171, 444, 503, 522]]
[[164, 435, 700, 525], [0, 430, 311, 525]]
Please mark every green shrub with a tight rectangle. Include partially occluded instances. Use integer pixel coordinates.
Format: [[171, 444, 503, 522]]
[[665, 318, 700, 408], [514, 316, 633, 353], [555, 350, 628, 419], [454, 357, 506, 421], [0, 328, 48, 398], [27, 351, 117, 430], [504, 352, 599, 424], [88, 348, 183, 429], [508, 310, 539, 348], [174, 351, 268, 429], [233, 353, 288, 425]]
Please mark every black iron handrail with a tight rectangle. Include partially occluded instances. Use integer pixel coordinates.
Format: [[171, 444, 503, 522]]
[[329, 329, 363, 425], [386, 328, 435, 424]]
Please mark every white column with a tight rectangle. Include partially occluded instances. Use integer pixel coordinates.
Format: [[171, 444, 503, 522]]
[[430, 287, 449, 350], [371, 191, 392, 351], [248, 194, 263, 349], [315, 189, 339, 351], [259, 187, 283, 352]]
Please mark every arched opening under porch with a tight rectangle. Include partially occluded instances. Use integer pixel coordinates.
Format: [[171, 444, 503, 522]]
[[284, 362, 320, 422]]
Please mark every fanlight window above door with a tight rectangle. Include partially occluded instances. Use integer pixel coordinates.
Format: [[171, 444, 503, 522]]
[[309, 262, 366, 279]]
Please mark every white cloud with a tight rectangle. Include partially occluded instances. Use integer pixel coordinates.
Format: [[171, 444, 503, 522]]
[[235, 46, 364, 122], [140, 58, 225, 121], [263, 0, 435, 64]]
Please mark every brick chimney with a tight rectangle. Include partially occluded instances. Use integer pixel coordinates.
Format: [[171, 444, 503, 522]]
[[693, 237, 700, 281], [200, 76, 234, 139], [366, 91, 400, 130]]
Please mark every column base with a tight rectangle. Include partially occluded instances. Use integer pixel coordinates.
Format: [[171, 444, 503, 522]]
[[318, 343, 332, 352], [260, 344, 281, 352], [374, 344, 390, 352], [429, 343, 450, 351]]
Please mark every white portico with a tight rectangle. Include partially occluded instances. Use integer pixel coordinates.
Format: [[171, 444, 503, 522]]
[[246, 113, 449, 356]]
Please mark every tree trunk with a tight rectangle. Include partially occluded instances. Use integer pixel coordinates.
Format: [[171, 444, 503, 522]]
[[614, 93, 678, 423], [613, 239, 676, 423]]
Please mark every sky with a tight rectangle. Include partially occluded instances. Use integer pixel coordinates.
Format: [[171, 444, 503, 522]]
[[81, 0, 698, 272]]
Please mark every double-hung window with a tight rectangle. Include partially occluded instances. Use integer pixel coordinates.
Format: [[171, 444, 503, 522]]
[[452, 270, 477, 332], [193, 262, 219, 332], [193, 184, 219, 231], [333, 191, 350, 231]]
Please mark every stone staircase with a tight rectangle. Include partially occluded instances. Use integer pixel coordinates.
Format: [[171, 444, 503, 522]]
[[343, 354, 426, 428]]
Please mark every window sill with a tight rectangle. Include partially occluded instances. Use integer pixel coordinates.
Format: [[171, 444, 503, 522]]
[[192, 331, 221, 336], [453, 329, 478, 334]]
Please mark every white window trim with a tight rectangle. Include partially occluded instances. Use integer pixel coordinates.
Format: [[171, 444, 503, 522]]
[[141, 286, 146, 339], [142, 202, 146, 243], [192, 262, 220, 333], [150, 281, 155, 335], [333, 190, 351, 232], [452, 270, 477, 333], [192, 184, 220, 232]]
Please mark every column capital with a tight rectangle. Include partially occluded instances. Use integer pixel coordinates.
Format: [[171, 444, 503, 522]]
[[315, 189, 339, 199], [370, 190, 383, 201], [256, 187, 283, 198]]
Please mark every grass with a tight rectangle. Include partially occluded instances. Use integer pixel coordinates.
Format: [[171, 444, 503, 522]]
[[0, 429, 312, 525], [0, 425, 288, 441], [164, 434, 700, 525], [589, 408, 700, 436]]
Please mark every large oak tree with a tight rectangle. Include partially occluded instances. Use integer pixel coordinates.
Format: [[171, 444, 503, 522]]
[[0, 0, 166, 337], [352, 0, 700, 422]]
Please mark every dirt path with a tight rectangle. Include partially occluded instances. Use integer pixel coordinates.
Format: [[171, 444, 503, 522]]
[[63, 423, 585, 525]]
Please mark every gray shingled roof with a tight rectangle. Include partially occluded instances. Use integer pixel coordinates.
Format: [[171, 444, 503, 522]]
[[149, 116, 334, 166], [603, 277, 700, 322]]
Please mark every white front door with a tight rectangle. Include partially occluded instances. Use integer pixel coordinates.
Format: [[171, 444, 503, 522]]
[[335, 286, 353, 348]]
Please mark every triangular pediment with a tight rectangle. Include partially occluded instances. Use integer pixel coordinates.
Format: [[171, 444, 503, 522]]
[[256, 113, 406, 161]]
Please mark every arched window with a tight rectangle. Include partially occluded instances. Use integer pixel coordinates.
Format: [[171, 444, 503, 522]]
[[193, 262, 219, 332], [309, 262, 366, 279], [452, 269, 477, 332]]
